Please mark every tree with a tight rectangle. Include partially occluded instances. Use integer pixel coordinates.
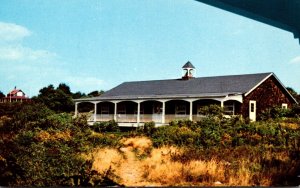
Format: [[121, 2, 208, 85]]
[[286, 87, 300, 103], [88, 90, 104, 97], [39, 84, 55, 96], [287, 87, 297, 98], [0, 91, 5, 99], [34, 84, 74, 112], [72, 91, 86, 99], [33, 83, 105, 113], [58, 83, 71, 95]]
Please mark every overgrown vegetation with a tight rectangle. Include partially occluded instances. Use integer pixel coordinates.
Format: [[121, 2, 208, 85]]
[[0, 103, 120, 186], [142, 105, 300, 186], [1, 84, 300, 186]]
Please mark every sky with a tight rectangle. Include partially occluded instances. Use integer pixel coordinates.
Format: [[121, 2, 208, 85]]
[[0, 0, 300, 97]]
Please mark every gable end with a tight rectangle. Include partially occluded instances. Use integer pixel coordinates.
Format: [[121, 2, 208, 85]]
[[245, 73, 298, 104]]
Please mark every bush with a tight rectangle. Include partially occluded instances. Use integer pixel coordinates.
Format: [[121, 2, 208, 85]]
[[143, 121, 156, 136], [197, 104, 223, 117], [92, 120, 119, 132], [259, 106, 294, 120], [0, 103, 54, 132], [196, 116, 223, 147], [291, 105, 300, 117]]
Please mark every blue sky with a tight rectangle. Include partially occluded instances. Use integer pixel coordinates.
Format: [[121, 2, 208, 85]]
[[0, 0, 299, 96]]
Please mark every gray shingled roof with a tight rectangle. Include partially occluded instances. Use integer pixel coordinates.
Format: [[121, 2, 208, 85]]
[[78, 72, 272, 101], [182, 61, 195, 69]]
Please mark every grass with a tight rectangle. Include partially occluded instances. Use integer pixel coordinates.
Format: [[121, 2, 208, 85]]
[[81, 136, 298, 186], [1, 107, 300, 186]]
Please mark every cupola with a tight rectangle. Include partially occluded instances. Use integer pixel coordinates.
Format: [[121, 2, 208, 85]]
[[182, 61, 195, 80]]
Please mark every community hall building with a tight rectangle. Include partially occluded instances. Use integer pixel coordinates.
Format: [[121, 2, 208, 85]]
[[74, 62, 297, 126]]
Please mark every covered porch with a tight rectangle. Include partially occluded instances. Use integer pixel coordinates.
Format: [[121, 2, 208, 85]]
[[74, 94, 243, 126]]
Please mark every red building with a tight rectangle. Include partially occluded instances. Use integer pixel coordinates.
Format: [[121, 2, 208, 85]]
[[1, 87, 30, 103]]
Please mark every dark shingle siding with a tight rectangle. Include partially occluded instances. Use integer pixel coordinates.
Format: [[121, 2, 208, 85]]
[[101, 72, 272, 98]]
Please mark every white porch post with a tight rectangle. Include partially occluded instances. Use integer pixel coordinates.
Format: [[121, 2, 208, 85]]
[[114, 102, 117, 121], [189, 101, 193, 121], [221, 100, 224, 108], [75, 102, 78, 117], [137, 102, 141, 125], [94, 102, 97, 122], [162, 101, 165, 124]]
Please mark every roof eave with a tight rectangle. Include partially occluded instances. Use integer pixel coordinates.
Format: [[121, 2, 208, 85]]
[[271, 74, 299, 104], [244, 72, 298, 104], [244, 73, 273, 96], [73, 92, 243, 102]]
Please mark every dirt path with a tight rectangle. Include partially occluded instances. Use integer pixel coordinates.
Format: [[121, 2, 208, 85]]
[[91, 137, 155, 186], [117, 146, 144, 185]]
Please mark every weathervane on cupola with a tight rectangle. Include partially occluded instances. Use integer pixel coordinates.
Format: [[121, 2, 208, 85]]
[[182, 61, 195, 80]]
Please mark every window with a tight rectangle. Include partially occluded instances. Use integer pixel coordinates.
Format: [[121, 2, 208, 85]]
[[118, 104, 126, 114], [175, 104, 186, 116], [224, 102, 235, 115], [250, 103, 255, 112], [100, 105, 109, 114], [282, 103, 288, 109], [153, 104, 162, 114]]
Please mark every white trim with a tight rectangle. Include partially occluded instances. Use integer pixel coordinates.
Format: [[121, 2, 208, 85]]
[[94, 103, 97, 122], [244, 73, 298, 104], [282, 103, 288, 109], [245, 73, 273, 96], [249, 100, 256, 122], [75, 102, 79, 117], [137, 102, 140, 125], [223, 95, 243, 103], [272, 74, 298, 104], [114, 102, 117, 121], [162, 101, 165, 124], [189, 101, 193, 121]]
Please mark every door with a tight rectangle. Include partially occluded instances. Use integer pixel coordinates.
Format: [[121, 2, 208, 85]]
[[249, 100, 256, 122], [152, 103, 162, 123]]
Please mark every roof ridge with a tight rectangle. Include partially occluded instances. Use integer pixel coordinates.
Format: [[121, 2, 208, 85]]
[[194, 72, 273, 79], [120, 72, 273, 84]]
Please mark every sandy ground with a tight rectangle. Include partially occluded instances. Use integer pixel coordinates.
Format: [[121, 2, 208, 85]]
[[91, 137, 161, 186]]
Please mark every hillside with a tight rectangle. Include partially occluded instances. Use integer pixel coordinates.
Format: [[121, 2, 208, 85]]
[[1, 102, 300, 186]]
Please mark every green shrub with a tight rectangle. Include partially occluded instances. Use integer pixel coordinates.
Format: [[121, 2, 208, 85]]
[[39, 113, 73, 130], [143, 121, 156, 136], [13, 103, 54, 124], [92, 120, 119, 132], [87, 134, 120, 147], [197, 104, 223, 117], [259, 106, 293, 120], [291, 105, 300, 117], [72, 114, 88, 128], [0, 103, 54, 132], [151, 125, 179, 147]]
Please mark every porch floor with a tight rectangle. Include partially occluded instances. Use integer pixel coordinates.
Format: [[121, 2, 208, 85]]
[[87, 121, 167, 127]]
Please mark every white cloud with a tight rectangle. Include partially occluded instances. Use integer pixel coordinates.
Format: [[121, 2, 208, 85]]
[[0, 46, 56, 61], [0, 22, 56, 62], [0, 22, 31, 41], [0, 46, 23, 60], [289, 56, 300, 64]]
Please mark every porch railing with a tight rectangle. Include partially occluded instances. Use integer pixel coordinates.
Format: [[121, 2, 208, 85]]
[[165, 115, 189, 123], [95, 114, 114, 122], [88, 113, 210, 123]]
